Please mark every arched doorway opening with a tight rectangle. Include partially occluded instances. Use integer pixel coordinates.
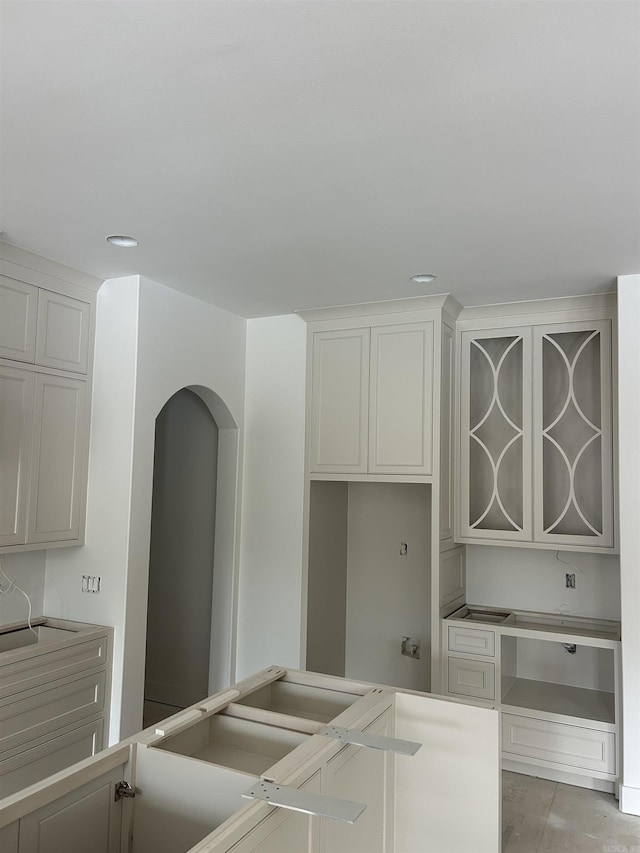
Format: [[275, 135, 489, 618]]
[[143, 388, 219, 725]]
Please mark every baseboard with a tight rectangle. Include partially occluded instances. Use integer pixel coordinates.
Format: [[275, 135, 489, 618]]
[[620, 784, 640, 816], [502, 758, 616, 794]]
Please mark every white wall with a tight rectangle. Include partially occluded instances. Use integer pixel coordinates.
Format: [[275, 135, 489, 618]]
[[0, 551, 46, 626], [45, 275, 246, 741], [617, 274, 640, 816], [236, 314, 307, 678], [346, 482, 431, 691], [466, 545, 620, 620]]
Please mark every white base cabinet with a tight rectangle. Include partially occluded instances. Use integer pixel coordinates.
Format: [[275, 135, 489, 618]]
[[442, 606, 620, 792], [0, 618, 113, 799], [0, 667, 501, 853]]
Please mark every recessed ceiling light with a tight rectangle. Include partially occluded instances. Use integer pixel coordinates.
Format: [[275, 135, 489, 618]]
[[410, 274, 437, 284], [106, 235, 138, 248]]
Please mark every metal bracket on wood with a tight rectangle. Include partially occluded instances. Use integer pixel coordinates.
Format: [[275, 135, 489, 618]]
[[319, 725, 422, 756], [115, 781, 136, 802], [242, 780, 366, 824]]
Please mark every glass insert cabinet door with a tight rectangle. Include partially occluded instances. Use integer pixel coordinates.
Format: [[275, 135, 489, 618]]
[[533, 320, 614, 548], [459, 328, 533, 541]]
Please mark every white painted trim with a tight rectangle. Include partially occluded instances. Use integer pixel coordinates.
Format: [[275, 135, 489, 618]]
[[0, 242, 102, 294], [309, 472, 433, 484], [620, 784, 640, 816], [618, 275, 640, 810], [458, 292, 616, 323], [296, 293, 461, 322], [502, 757, 615, 793]]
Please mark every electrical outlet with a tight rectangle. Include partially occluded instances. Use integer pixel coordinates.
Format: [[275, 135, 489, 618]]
[[566, 573, 576, 589], [401, 637, 420, 659], [82, 575, 102, 594]]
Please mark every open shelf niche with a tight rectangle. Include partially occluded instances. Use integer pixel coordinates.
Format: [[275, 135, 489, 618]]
[[306, 480, 432, 692], [501, 634, 616, 725]]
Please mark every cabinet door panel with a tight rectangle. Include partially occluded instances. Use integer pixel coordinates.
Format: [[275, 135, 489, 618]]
[[17, 763, 123, 853], [458, 328, 532, 541], [27, 374, 87, 543], [0, 277, 37, 363], [310, 329, 369, 473], [36, 291, 90, 374], [369, 323, 433, 475], [534, 320, 614, 548], [0, 365, 34, 546]]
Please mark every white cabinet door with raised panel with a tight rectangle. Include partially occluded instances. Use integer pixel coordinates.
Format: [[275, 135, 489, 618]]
[[369, 323, 433, 475], [0, 277, 37, 363], [310, 329, 370, 474], [27, 374, 87, 543], [17, 764, 123, 853], [0, 364, 34, 546], [533, 320, 614, 549], [459, 328, 533, 542], [36, 291, 90, 374]]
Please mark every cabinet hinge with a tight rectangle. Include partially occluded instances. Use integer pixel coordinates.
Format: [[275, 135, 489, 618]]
[[115, 780, 136, 801]]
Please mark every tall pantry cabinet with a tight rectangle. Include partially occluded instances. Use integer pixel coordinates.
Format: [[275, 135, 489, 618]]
[[0, 243, 101, 552], [300, 296, 463, 694]]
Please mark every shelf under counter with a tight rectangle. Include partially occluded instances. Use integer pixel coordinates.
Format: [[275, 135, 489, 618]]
[[501, 677, 616, 725]]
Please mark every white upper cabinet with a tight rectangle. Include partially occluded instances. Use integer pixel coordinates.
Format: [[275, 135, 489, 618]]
[[309, 321, 434, 476], [459, 327, 533, 542], [311, 329, 370, 473], [533, 320, 614, 548], [27, 374, 88, 544], [0, 365, 34, 546], [369, 323, 433, 475], [0, 241, 100, 551], [0, 277, 37, 363], [456, 299, 616, 552], [36, 291, 90, 374]]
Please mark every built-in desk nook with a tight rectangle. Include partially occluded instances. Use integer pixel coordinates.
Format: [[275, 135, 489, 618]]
[[443, 606, 620, 790]]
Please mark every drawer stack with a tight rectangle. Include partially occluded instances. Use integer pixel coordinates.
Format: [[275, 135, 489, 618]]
[[0, 619, 112, 797]]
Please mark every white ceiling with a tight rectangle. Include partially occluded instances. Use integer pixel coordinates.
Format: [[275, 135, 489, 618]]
[[1, 1, 639, 318]]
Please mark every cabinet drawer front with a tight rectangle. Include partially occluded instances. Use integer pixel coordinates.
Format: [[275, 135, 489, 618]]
[[448, 657, 495, 700], [502, 713, 616, 775], [0, 670, 106, 754], [0, 276, 37, 363], [448, 626, 495, 657], [0, 636, 109, 699], [0, 718, 103, 799]]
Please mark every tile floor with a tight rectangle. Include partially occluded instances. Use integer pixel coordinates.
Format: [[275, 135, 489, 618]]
[[503, 771, 640, 852]]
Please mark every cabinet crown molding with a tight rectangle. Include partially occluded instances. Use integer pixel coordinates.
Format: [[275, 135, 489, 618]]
[[297, 293, 462, 323], [458, 292, 616, 323], [0, 241, 102, 294]]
